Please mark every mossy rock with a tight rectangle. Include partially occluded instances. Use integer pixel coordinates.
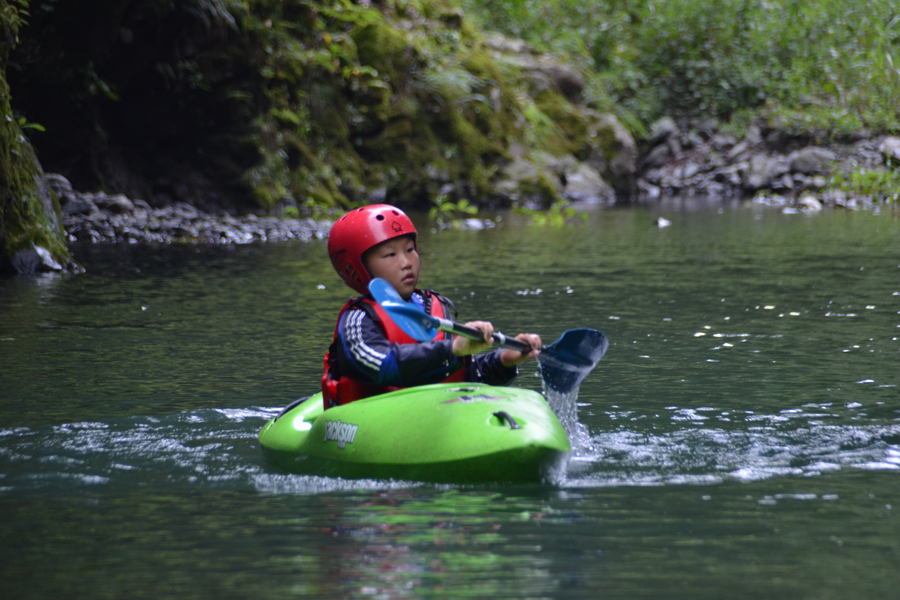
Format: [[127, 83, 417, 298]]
[[1, 55, 74, 275], [533, 90, 588, 156], [352, 21, 414, 87]]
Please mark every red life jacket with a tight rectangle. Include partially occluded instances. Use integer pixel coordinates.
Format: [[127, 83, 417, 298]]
[[322, 291, 466, 409]]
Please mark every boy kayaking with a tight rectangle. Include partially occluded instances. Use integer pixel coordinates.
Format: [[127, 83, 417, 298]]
[[323, 204, 541, 409]]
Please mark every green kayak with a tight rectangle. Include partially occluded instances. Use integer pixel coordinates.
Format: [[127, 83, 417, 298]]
[[258, 383, 572, 484]]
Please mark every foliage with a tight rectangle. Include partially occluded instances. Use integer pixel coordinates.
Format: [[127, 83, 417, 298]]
[[457, 0, 900, 140], [830, 166, 900, 205], [429, 196, 477, 228], [514, 200, 585, 227]]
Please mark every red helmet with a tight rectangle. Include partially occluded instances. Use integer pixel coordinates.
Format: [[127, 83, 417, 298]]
[[328, 204, 418, 295]]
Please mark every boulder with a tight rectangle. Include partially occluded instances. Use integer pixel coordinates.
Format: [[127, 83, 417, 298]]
[[563, 163, 615, 204], [743, 154, 789, 190], [789, 147, 837, 174], [94, 193, 135, 214], [585, 112, 637, 197], [798, 195, 823, 211], [649, 117, 678, 145], [10, 244, 64, 274], [45, 173, 74, 197], [61, 195, 96, 215], [878, 137, 900, 166], [484, 32, 584, 101]]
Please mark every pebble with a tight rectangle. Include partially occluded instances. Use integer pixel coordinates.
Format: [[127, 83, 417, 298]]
[[49, 176, 331, 244]]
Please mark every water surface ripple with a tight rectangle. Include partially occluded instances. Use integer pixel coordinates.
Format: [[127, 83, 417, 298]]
[[2, 206, 899, 598]]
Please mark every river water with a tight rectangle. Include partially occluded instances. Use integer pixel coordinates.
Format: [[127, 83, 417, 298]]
[[2, 202, 899, 598]]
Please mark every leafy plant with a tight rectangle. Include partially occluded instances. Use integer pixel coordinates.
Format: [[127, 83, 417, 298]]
[[830, 166, 900, 204], [429, 196, 478, 228]]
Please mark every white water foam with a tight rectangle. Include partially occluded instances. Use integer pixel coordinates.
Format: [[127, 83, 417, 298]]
[[543, 385, 595, 456]]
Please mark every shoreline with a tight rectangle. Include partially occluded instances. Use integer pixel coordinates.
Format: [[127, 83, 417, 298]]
[[52, 129, 900, 249]]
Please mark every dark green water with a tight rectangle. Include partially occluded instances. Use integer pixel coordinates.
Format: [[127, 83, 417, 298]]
[[2, 204, 899, 598]]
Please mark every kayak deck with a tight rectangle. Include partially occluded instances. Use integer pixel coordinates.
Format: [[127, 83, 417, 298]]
[[259, 383, 571, 484]]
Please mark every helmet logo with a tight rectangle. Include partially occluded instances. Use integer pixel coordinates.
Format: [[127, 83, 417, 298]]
[[391, 221, 403, 233]]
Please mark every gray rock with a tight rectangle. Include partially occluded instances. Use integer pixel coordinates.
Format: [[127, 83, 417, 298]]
[[745, 124, 763, 144], [682, 162, 701, 180], [691, 117, 719, 138], [11, 244, 64, 274], [642, 144, 671, 169], [535, 152, 578, 177], [500, 158, 541, 182], [666, 136, 682, 158], [637, 179, 661, 199], [586, 112, 637, 196], [743, 154, 789, 190], [878, 137, 900, 166], [789, 147, 837, 174], [94, 193, 135, 214], [726, 141, 750, 161], [563, 163, 615, 204], [61, 195, 95, 215], [483, 32, 536, 55], [711, 133, 737, 150], [46, 173, 74, 196], [798, 195, 823, 211], [498, 53, 584, 101], [650, 117, 679, 145]]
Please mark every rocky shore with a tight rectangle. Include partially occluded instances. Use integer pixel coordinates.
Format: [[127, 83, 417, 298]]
[[636, 117, 900, 212], [48, 125, 900, 250], [50, 175, 330, 246]]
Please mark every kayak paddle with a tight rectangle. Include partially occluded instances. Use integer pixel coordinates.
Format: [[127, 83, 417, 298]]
[[368, 278, 608, 393]]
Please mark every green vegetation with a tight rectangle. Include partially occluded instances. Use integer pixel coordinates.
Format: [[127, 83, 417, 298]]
[[429, 196, 478, 228], [8, 0, 596, 212], [4, 0, 900, 260], [515, 201, 586, 227], [458, 0, 900, 140], [831, 166, 900, 205], [1, 0, 71, 273]]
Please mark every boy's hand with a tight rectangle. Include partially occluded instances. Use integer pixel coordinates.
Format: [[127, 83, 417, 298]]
[[500, 333, 542, 367], [452, 321, 495, 356]]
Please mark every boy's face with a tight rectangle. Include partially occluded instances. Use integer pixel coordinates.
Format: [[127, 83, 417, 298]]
[[363, 235, 420, 300]]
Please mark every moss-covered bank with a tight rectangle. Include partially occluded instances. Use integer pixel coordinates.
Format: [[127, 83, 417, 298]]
[[1, 0, 74, 275], [4, 0, 631, 219]]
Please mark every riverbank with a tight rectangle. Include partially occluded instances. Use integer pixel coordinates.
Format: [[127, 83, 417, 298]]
[[635, 119, 900, 212], [50, 127, 900, 251], [50, 174, 330, 246]]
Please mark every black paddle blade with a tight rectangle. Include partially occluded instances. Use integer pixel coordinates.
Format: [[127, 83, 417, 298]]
[[538, 329, 608, 394]]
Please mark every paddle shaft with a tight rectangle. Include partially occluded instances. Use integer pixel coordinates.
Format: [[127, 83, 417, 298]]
[[437, 318, 534, 353]]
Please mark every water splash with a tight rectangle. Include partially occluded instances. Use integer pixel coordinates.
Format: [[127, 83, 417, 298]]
[[542, 384, 594, 456]]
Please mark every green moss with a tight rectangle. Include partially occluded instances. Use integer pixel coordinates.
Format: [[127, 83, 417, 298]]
[[533, 90, 588, 156], [1, 1, 71, 272], [352, 20, 413, 86]]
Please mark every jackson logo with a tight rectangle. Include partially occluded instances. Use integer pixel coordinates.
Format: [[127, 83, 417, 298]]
[[324, 420, 359, 449]]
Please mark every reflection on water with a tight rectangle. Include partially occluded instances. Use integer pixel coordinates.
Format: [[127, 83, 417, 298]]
[[1, 205, 900, 597]]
